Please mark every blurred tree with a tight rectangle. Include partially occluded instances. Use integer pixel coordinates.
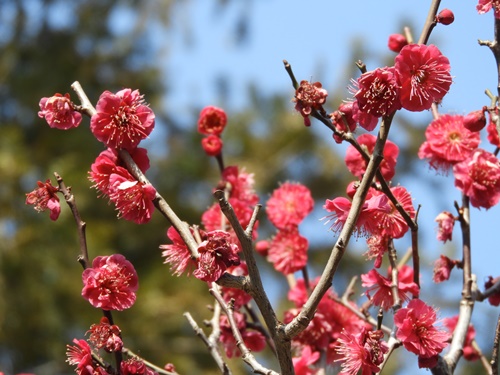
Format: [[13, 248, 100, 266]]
[[0, 1, 470, 375]]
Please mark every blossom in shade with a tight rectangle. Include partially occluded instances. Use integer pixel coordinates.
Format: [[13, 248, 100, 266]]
[[418, 115, 480, 172], [477, 0, 500, 19], [464, 108, 487, 132], [90, 88, 155, 151], [484, 276, 500, 306], [364, 234, 390, 268], [201, 135, 223, 156], [66, 338, 94, 375], [87, 317, 123, 352], [442, 315, 480, 361], [387, 34, 408, 53], [288, 278, 310, 307], [202, 198, 255, 246], [219, 311, 266, 358], [25, 179, 61, 221], [354, 66, 401, 118], [294, 80, 328, 126], [221, 166, 259, 205], [394, 299, 450, 367], [38, 93, 82, 129], [453, 148, 500, 209], [293, 346, 320, 375], [160, 226, 197, 276], [108, 170, 156, 224], [433, 255, 457, 283], [221, 262, 252, 308], [266, 182, 314, 230], [335, 328, 388, 375], [121, 359, 158, 375], [331, 102, 358, 143], [81, 254, 139, 311], [361, 265, 419, 310], [267, 228, 308, 275], [197, 106, 227, 135], [345, 133, 399, 181], [286, 278, 367, 355], [435, 211, 455, 242], [193, 230, 240, 282], [352, 100, 378, 131], [394, 44, 452, 112], [436, 9, 455, 25]]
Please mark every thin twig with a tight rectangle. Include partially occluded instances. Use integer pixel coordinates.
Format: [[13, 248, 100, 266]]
[[491, 314, 500, 375], [418, 0, 441, 45], [476, 278, 500, 302], [184, 311, 231, 375], [210, 288, 279, 375], [333, 296, 391, 336], [54, 172, 123, 368], [440, 195, 474, 373], [54, 172, 89, 269], [387, 242, 401, 310], [470, 339, 492, 374]]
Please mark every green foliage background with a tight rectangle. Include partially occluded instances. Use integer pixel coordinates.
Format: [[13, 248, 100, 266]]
[[0, 1, 485, 374]]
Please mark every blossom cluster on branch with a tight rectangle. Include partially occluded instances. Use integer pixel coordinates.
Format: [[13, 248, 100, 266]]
[[22, 1, 500, 375]]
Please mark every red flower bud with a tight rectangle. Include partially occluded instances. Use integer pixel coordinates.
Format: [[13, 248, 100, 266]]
[[387, 34, 408, 53], [437, 9, 455, 25], [463, 108, 487, 132], [201, 135, 223, 156]]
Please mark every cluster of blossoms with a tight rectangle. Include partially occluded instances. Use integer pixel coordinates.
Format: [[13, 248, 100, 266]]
[[418, 107, 500, 288], [159, 106, 267, 358], [160, 161, 259, 281], [284, 278, 369, 373], [323, 134, 415, 267], [299, 43, 453, 138], [88, 89, 157, 224], [37, 88, 158, 224], [66, 336, 169, 375], [257, 182, 314, 275]]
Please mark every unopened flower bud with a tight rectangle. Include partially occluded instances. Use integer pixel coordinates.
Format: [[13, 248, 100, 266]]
[[387, 34, 408, 53], [346, 181, 358, 199], [437, 9, 455, 25], [463, 108, 487, 132], [201, 135, 223, 156], [198, 106, 227, 135]]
